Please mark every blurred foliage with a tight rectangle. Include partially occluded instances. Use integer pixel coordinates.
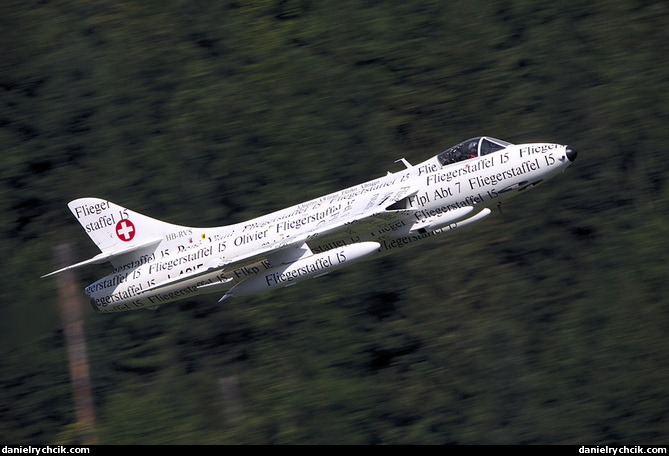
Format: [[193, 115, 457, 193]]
[[2, 0, 668, 445]]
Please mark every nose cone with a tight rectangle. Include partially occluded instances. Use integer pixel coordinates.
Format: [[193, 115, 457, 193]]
[[566, 146, 578, 162]]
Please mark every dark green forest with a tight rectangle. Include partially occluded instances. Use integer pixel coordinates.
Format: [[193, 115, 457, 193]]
[[2, 0, 668, 445]]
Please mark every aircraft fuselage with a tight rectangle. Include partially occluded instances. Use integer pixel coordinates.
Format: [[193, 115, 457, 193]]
[[48, 138, 576, 313]]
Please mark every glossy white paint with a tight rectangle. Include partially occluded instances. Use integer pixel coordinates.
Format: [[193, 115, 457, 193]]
[[43, 137, 577, 313]]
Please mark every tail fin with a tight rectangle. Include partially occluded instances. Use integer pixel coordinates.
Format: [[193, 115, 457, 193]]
[[67, 197, 181, 253], [42, 198, 185, 277]]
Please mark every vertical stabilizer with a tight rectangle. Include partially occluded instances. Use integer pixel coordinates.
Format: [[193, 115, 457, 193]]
[[67, 198, 183, 253]]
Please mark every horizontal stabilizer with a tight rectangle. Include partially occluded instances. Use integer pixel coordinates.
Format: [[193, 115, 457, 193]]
[[41, 237, 162, 278]]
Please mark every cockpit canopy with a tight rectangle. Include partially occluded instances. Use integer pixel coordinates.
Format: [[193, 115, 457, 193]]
[[437, 137, 513, 166]]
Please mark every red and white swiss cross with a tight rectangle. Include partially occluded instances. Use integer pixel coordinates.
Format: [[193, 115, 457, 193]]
[[115, 219, 136, 242]]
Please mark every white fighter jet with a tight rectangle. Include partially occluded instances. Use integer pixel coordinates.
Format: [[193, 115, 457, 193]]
[[43, 137, 577, 313]]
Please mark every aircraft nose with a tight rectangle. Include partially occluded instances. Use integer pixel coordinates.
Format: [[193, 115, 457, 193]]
[[565, 146, 578, 162]]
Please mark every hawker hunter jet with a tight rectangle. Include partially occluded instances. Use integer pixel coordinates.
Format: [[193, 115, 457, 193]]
[[43, 137, 577, 313]]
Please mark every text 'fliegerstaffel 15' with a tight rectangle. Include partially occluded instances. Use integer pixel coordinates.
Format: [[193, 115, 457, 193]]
[[43, 137, 577, 313]]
